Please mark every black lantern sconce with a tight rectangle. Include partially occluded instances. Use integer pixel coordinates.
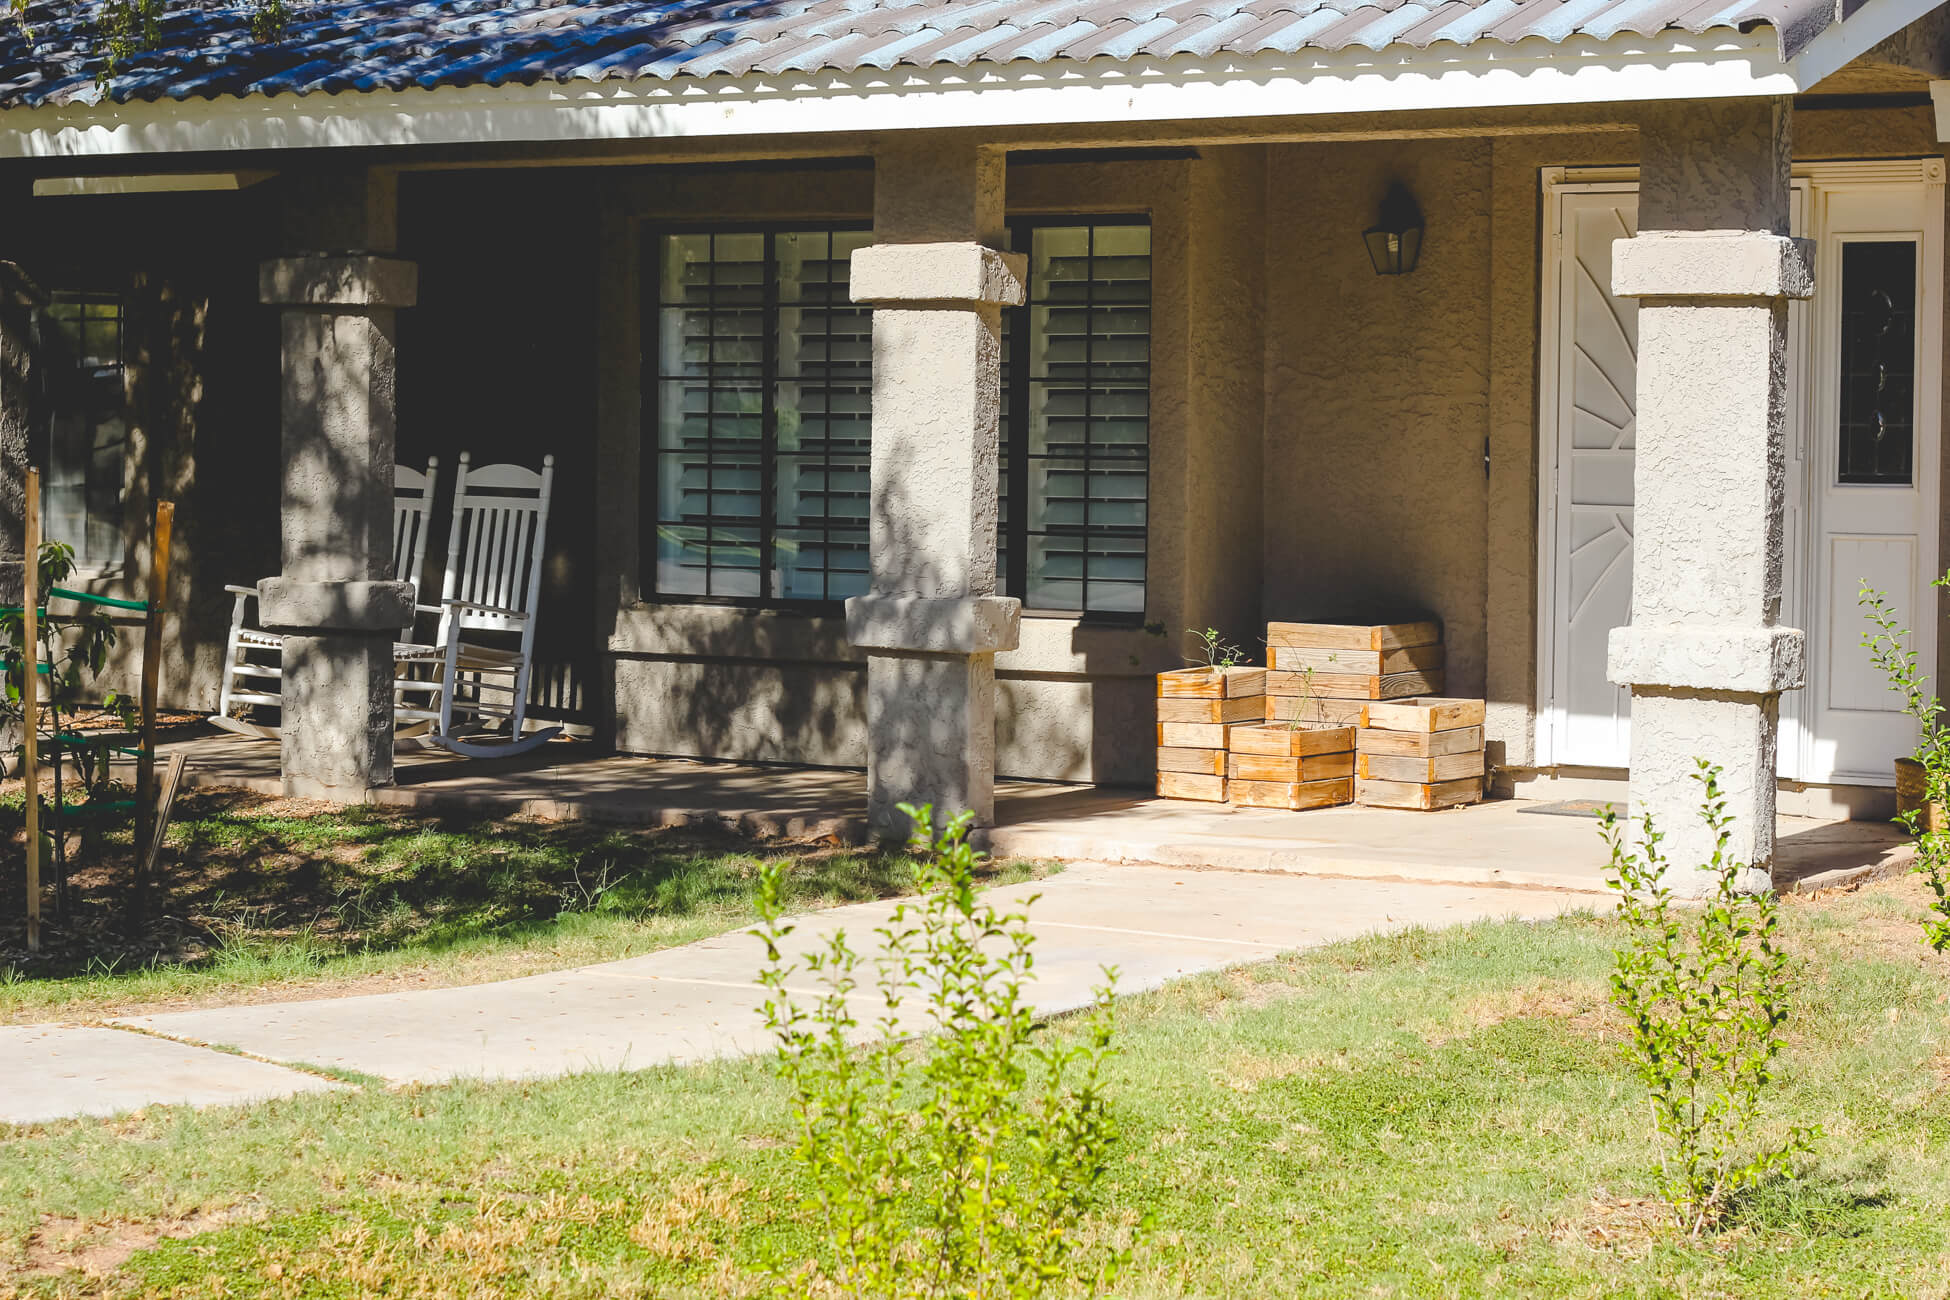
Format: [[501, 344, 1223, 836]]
[[1363, 182, 1424, 276]]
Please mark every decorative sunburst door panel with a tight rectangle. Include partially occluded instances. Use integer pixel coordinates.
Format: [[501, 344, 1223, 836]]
[[1548, 192, 1638, 768]]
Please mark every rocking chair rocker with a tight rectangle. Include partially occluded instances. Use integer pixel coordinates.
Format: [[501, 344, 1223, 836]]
[[393, 452, 560, 758]]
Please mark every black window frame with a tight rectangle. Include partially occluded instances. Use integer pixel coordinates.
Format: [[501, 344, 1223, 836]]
[[638, 214, 1155, 623], [1001, 214, 1153, 624], [639, 220, 872, 612], [37, 288, 131, 575]]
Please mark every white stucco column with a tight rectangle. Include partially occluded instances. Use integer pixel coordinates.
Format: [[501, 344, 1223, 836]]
[[1608, 100, 1812, 891], [260, 169, 417, 801], [846, 139, 1023, 838]]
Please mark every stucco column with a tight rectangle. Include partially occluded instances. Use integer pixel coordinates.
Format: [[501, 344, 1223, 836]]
[[258, 252, 417, 800], [846, 140, 1023, 838], [1607, 100, 1812, 891]]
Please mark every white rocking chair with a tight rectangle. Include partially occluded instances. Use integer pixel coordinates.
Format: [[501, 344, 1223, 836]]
[[210, 457, 440, 741], [393, 453, 560, 758]]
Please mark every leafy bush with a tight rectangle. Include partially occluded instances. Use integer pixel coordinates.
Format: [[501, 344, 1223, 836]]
[[752, 804, 1131, 1298], [1859, 577, 1950, 952], [1601, 762, 1818, 1236]]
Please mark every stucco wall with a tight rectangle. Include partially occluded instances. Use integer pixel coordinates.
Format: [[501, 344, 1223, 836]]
[[1260, 139, 1493, 700]]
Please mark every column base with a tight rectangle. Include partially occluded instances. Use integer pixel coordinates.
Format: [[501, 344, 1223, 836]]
[[279, 632, 397, 802], [865, 651, 997, 842], [1626, 687, 1778, 896]]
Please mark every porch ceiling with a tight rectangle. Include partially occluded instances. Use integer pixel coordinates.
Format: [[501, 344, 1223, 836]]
[[0, 0, 1863, 109]]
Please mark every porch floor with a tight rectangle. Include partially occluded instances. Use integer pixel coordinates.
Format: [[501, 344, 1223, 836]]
[[162, 735, 1912, 897]]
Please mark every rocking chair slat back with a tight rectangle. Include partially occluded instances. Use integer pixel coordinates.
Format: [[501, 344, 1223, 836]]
[[392, 457, 439, 598], [438, 453, 556, 643]]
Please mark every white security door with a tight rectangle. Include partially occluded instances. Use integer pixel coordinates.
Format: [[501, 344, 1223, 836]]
[[1543, 166, 1940, 785], [1542, 188, 1639, 768], [1798, 178, 1943, 783]]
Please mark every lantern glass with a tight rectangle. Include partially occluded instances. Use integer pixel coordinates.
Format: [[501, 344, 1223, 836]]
[[1363, 222, 1423, 276]]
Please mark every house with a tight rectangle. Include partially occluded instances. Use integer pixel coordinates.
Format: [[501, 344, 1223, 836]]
[[0, 0, 1946, 876]]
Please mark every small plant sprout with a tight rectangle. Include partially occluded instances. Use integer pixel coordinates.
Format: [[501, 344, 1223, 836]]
[[752, 804, 1134, 1299], [1185, 627, 1247, 671], [1602, 762, 1818, 1237], [1860, 576, 1950, 952]]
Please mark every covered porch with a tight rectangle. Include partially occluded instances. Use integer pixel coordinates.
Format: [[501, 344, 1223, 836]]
[[159, 732, 1911, 897]]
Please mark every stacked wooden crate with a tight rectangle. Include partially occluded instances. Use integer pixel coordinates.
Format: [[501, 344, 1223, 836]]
[[1225, 724, 1355, 810], [1264, 621, 1444, 728], [1156, 667, 1266, 802], [1356, 698, 1487, 810]]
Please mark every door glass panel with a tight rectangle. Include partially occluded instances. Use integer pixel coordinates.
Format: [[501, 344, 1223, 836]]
[[1837, 239, 1917, 486]]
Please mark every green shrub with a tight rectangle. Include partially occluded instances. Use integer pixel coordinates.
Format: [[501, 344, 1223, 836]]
[[752, 804, 1131, 1298], [1601, 762, 1818, 1236], [1860, 577, 1950, 952]]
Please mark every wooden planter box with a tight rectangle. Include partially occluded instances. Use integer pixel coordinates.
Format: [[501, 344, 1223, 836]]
[[1224, 724, 1356, 811], [1354, 697, 1487, 811], [1264, 622, 1445, 707], [1895, 757, 1946, 832], [1156, 667, 1267, 803]]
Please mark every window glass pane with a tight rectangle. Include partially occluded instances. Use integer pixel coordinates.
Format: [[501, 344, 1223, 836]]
[[40, 291, 127, 571], [1838, 239, 1917, 486], [1008, 223, 1150, 615]]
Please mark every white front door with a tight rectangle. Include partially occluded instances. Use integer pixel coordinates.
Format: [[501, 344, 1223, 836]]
[[1540, 163, 1944, 785]]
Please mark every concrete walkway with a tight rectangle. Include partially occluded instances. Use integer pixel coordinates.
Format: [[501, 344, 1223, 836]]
[[3, 865, 1599, 1121]]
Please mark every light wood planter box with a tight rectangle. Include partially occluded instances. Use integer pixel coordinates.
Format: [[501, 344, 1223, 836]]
[[1267, 621, 1441, 653], [1156, 667, 1267, 803], [1224, 724, 1356, 811], [1354, 697, 1488, 811], [1264, 622, 1445, 708]]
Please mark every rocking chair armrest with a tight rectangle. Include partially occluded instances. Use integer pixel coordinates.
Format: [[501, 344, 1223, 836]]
[[440, 597, 529, 620], [224, 584, 261, 598]]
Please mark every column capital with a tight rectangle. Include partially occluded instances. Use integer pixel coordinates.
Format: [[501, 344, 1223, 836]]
[[846, 595, 1021, 655], [258, 578, 414, 634], [1607, 624, 1805, 694], [1612, 232, 1813, 301], [850, 243, 1026, 307], [260, 255, 418, 309]]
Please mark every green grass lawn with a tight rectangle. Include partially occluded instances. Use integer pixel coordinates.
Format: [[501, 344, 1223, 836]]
[[4, 872, 1947, 1297], [0, 789, 1020, 1024]]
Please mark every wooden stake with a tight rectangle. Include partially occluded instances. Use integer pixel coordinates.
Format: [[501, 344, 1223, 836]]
[[22, 469, 39, 953], [132, 500, 172, 922]]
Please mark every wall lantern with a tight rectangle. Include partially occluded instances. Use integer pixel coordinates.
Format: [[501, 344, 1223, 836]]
[[1363, 182, 1424, 276]]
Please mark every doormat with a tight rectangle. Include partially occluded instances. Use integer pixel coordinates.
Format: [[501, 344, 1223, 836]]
[[1516, 798, 1619, 819]]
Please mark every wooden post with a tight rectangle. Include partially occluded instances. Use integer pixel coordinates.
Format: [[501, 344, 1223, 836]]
[[132, 499, 172, 921], [21, 469, 39, 953]]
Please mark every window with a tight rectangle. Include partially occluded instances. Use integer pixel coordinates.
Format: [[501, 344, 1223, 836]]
[[39, 292, 129, 571], [1837, 238, 1918, 486], [643, 218, 1152, 617], [646, 227, 873, 603], [1001, 221, 1151, 616]]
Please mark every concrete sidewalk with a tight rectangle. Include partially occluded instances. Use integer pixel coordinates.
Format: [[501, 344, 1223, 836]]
[[3, 866, 1602, 1120]]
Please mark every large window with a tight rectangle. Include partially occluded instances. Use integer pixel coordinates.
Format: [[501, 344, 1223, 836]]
[[647, 227, 873, 603], [39, 292, 129, 572], [643, 219, 1152, 617]]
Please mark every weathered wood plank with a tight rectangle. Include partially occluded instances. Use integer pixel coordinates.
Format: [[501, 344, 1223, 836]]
[[1360, 697, 1487, 733], [1356, 724, 1485, 757], [1157, 771, 1227, 802], [1229, 751, 1356, 783], [1266, 669, 1443, 701], [1356, 750, 1485, 783], [1158, 667, 1267, 700], [1157, 746, 1228, 776], [1157, 695, 1266, 725], [1355, 775, 1484, 810], [1269, 644, 1445, 675], [1265, 621, 1441, 652], [1265, 696, 1367, 726], [1227, 724, 1357, 757], [1229, 777, 1354, 811], [1157, 722, 1234, 749]]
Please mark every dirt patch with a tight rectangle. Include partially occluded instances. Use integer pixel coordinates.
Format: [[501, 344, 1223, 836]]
[[1428, 978, 1620, 1046], [20, 1203, 259, 1280], [1555, 1192, 1677, 1252]]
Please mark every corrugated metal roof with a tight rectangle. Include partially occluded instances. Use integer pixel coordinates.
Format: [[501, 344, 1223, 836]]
[[0, 0, 1843, 108]]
